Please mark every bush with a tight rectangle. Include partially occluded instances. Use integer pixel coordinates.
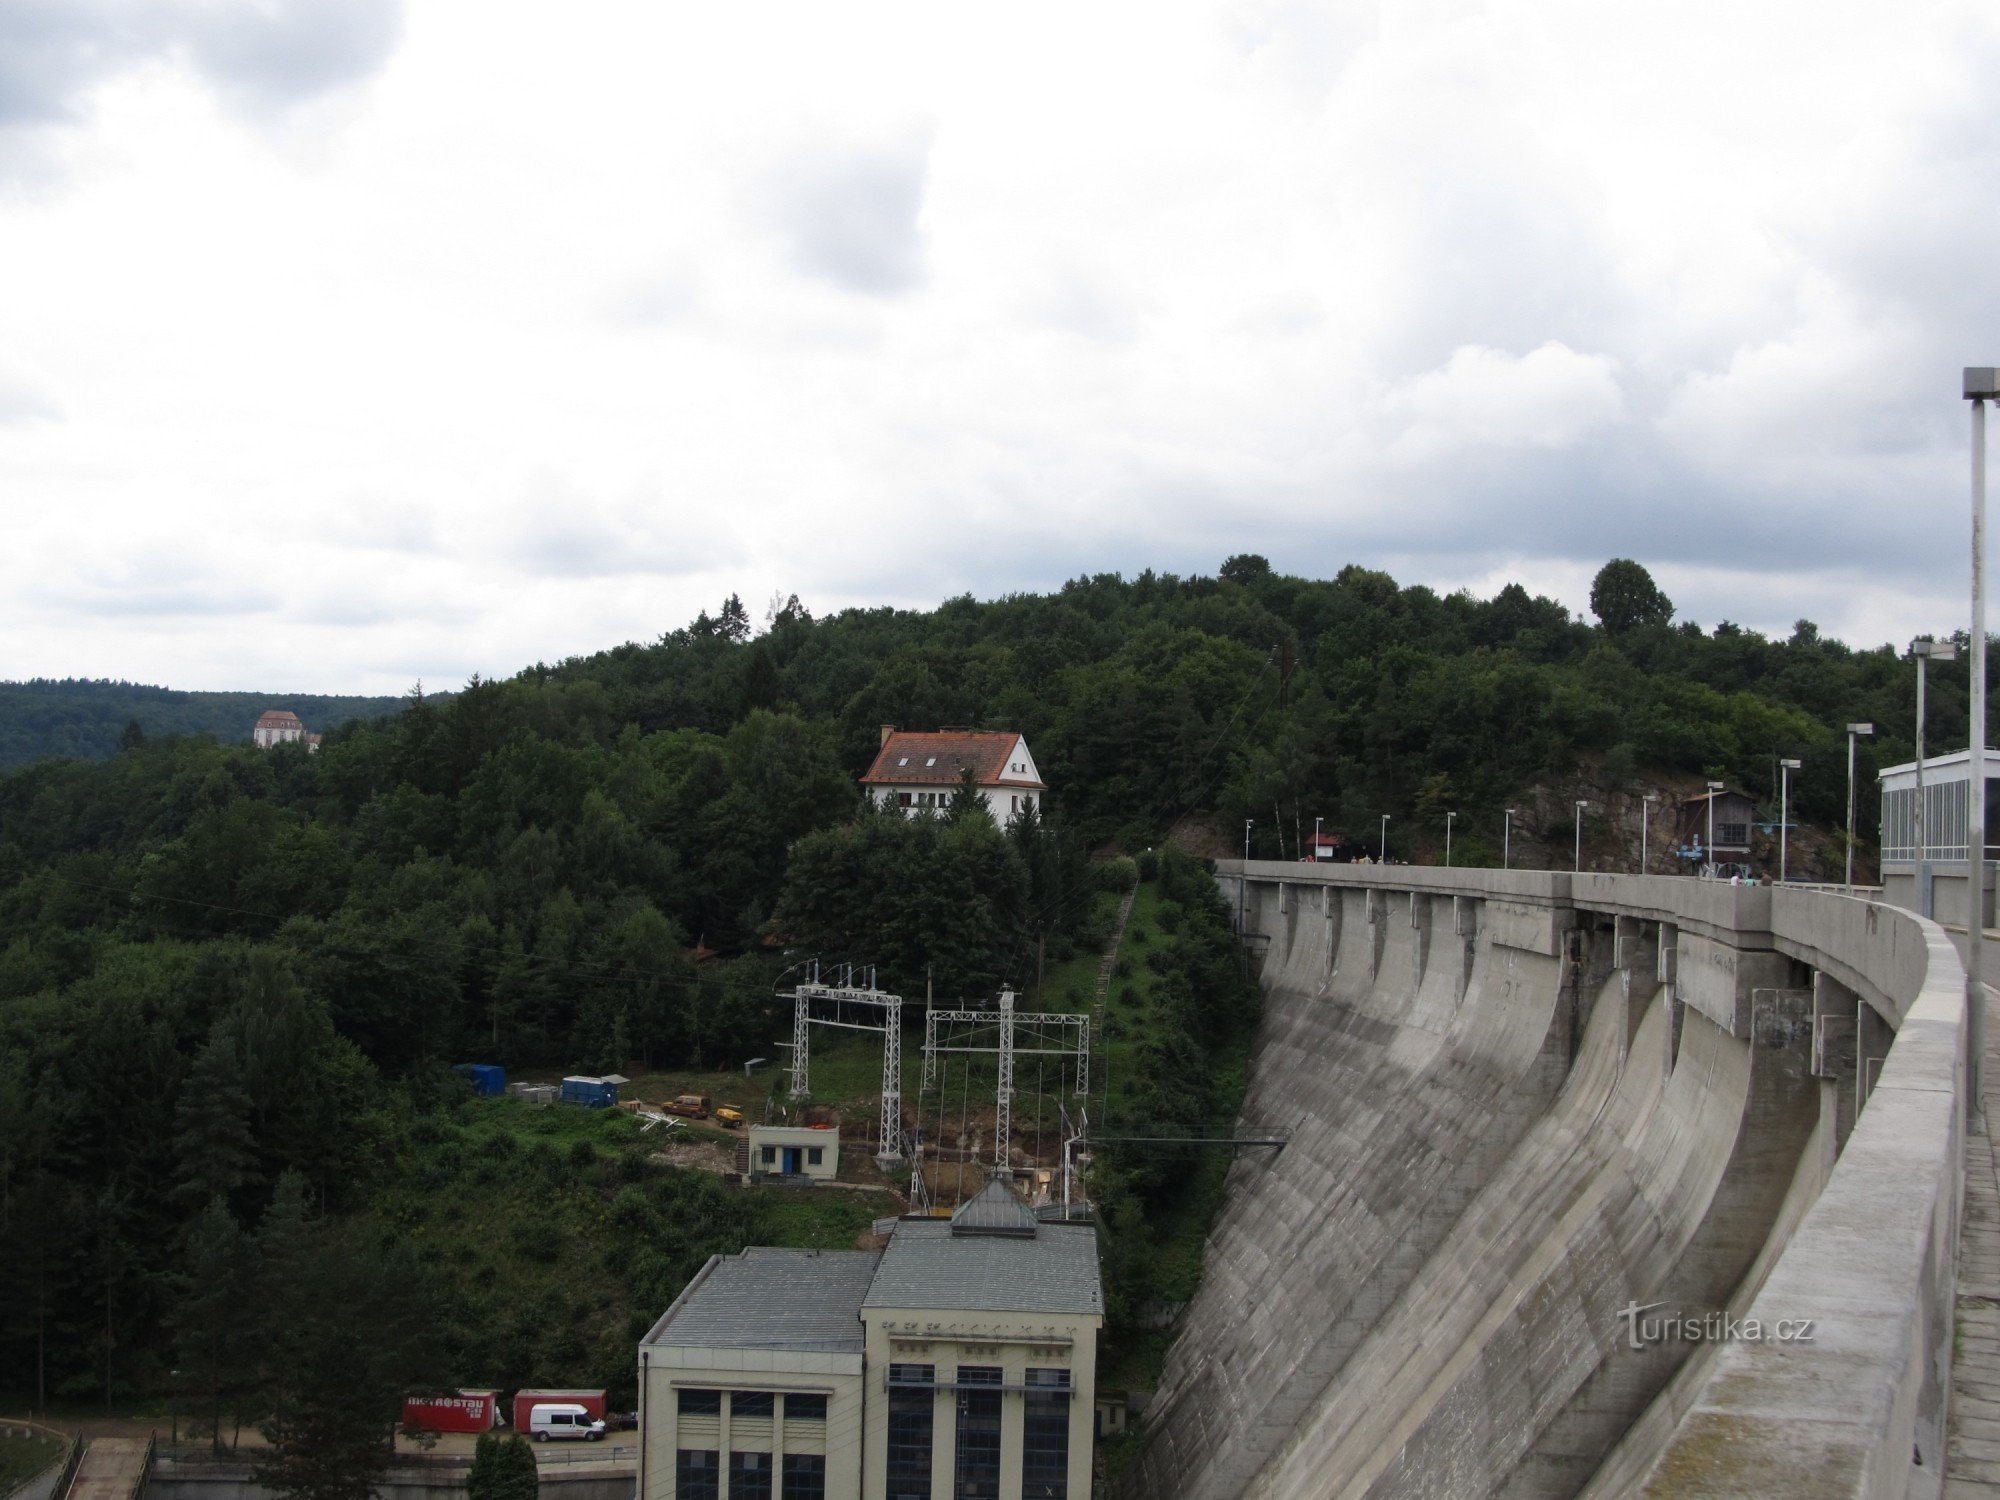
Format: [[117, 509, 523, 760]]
[[1135, 849, 1161, 882], [1099, 856, 1139, 894], [566, 1137, 598, 1169]]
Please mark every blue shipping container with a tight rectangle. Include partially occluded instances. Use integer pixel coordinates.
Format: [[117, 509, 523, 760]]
[[454, 1063, 507, 1096], [561, 1076, 617, 1108]]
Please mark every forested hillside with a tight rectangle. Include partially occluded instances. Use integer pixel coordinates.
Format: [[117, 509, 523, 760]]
[[0, 679, 423, 768], [0, 555, 1967, 1432]]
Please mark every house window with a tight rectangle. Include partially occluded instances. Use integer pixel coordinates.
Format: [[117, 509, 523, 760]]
[[898, 792, 912, 807], [898, 757, 908, 766], [676, 1450, 718, 1500], [887, 1365, 935, 1500], [760, 1146, 777, 1165], [1717, 822, 1750, 847], [955, 1366, 1003, 1498], [926, 756, 937, 767], [728, 1451, 772, 1500], [807, 1146, 823, 1166], [781, 1454, 826, 1500], [1024, 1369, 1071, 1499], [678, 1389, 723, 1416]]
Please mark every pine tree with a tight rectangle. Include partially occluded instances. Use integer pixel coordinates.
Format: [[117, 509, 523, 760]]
[[170, 1196, 260, 1453], [173, 1034, 257, 1208], [469, 1433, 539, 1500]]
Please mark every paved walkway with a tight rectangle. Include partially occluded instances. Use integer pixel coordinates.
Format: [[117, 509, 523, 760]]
[[65, 1437, 149, 1500], [1948, 989, 2000, 1492]]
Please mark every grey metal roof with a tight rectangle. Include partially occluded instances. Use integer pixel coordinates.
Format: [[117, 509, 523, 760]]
[[864, 1221, 1103, 1317], [646, 1247, 880, 1351], [951, 1177, 1041, 1237]]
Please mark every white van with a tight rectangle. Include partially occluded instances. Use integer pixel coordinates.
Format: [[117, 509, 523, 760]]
[[527, 1403, 606, 1442]]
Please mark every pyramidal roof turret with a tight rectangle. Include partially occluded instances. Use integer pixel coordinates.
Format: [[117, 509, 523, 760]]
[[951, 1174, 1039, 1238]]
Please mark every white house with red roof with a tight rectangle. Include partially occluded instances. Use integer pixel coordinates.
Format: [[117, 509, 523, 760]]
[[860, 726, 1045, 823], [252, 709, 321, 752]]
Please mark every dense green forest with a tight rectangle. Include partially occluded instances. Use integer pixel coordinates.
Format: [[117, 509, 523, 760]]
[[0, 679, 425, 769], [0, 555, 1969, 1463]]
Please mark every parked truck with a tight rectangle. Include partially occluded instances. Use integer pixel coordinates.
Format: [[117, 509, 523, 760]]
[[402, 1390, 501, 1433], [561, 1076, 619, 1108]]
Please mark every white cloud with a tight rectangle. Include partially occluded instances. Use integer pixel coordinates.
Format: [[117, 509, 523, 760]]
[[1, 0, 1996, 691]]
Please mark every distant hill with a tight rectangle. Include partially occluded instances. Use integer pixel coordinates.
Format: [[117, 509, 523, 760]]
[[0, 678, 429, 767]]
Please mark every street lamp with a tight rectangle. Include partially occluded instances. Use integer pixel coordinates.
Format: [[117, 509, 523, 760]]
[[1239, 818, 1252, 935], [1380, 813, 1390, 863], [1966, 364, 1996, 1120], [1911, 638, 1957, 915], [1313, 814, 1323, 862], [1504, 808, 1517, 870], [1574, 800, 1588, 871], [1779, 759, 1801, 884], [1705, 780, 1724, 875], [1641, 793, 1659, 873], [1445, 811, 1456, 867], [1845, 723, 1874, 893]]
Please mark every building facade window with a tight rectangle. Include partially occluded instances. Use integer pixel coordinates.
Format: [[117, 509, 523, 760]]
[[761, 1146, 777, 1166], [780, 1453, 826, 1500], [1717, 821, 1750, 847], [732, 1391, 776, 1419], [678, 1390, 722, 1416], [954, 1366, 1003, 1499], [728, 1451, 773, 1499], [784, 1393, 827, 1422], [1023, 1369, 1071, 1499], [675, 1450, 719, 1500], [807, 1147, 823, 1166], [887, 1364, 935, 1500]]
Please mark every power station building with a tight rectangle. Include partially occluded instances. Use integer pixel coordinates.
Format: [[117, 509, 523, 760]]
[[639, 1179, 1102, 1500]]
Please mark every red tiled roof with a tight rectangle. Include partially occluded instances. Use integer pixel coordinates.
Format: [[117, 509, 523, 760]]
[[860, 730, 1045, 789], [256, 710, 304, 727]]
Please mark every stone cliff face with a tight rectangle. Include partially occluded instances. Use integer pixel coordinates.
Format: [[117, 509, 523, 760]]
[[1121, 872, 1828, 1500]]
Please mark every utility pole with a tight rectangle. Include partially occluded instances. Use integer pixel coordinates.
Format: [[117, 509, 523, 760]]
[[1641, 793, 1658, 874], [1574, 800, 1587, 872], [1504, 808, 1516, 870], [1445, 811, 1456, 867]]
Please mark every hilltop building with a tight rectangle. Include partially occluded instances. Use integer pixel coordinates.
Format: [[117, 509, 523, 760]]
[[861, 727, 1045, 823], [639, 1177, 1101, 1500], [252, 709, 321, 752]]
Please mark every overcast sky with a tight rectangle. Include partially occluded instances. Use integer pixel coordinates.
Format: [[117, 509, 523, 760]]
[[2, 0, 1996, 694]]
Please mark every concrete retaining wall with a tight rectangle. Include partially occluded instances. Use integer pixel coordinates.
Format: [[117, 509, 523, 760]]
[[1126, 865, 1964, 1500], [146, 1456, 634, 1500]]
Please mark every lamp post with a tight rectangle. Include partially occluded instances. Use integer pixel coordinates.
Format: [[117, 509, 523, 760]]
[[1845, 723, 1874, 893], [1966, 365, 1996, 1122], [1911, 638, 1957, 916], [1239, 818, 1252, 936], [1445, 811, 1456, 867], [1779, 759, 1801, 884], [1504, 808, 1517, 870], [1380, 813, 1390, 864], [1705, 780, 1724, 876], [1574, 800, 1588, 871], [1313, 814, 1323, 862], [1641, 793, 1659, 873]]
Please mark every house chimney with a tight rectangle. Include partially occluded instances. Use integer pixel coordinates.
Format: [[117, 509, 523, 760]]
[[880, 724, 896, 748]]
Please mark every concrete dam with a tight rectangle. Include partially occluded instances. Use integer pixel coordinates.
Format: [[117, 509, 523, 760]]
[[1121, 864, 1967, 1500]]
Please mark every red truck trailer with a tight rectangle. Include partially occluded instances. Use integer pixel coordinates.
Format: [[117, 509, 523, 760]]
[[402, 1390, 501, 1433], [513, 1389, 607, 1430]]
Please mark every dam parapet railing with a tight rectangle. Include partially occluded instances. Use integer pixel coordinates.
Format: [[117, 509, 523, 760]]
[[1216, 860, 1966, 1499]]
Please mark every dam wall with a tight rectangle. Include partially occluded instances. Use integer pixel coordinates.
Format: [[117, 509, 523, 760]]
[[1123, 865, 1966, 1500]]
